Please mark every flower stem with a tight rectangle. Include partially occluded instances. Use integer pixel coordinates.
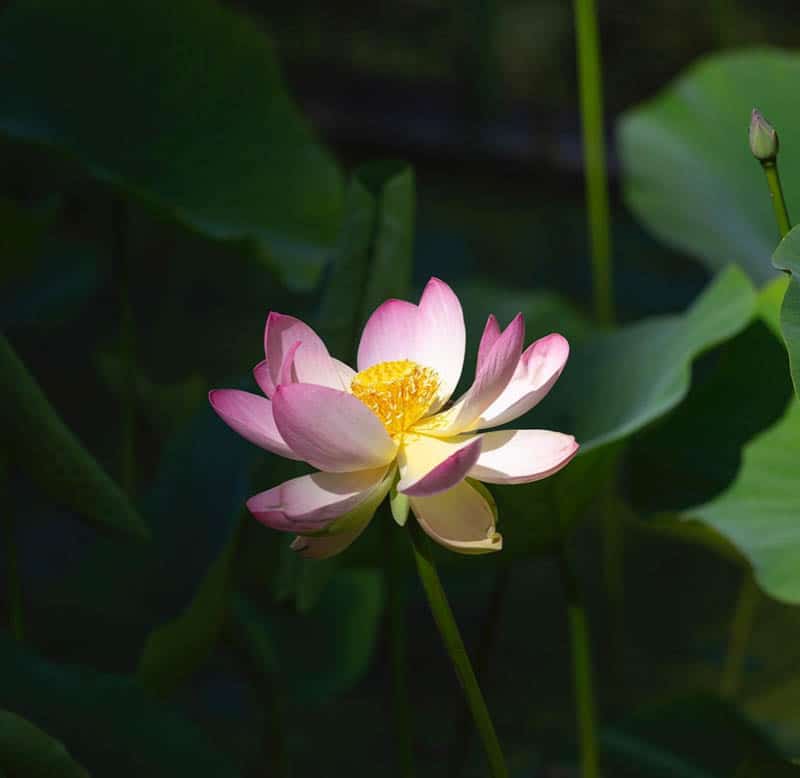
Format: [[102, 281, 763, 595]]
[[407, 520, 508, 778], [383, 517, 415, 777], [558, 549, 600, 778], [573, 0, 614, 325], [111, 197, 137, 495], [0, 455, 23, 642], [720, 572, 759, 699], [762, 161, 792, 239]]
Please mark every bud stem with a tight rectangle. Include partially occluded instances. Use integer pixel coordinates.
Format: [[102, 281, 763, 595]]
[[407, 520, 508, 778], [762, 160, 792, 239]]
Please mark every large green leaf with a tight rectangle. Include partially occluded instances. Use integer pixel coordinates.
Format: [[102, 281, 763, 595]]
[[771, 225, 800, 397], [0, 0, 343, 289], [0, 710, 89, 778], [618, 48, 800, 283], [0, 334, 147, 539], [0, 637, 240, 777], [534, 264, 756, 451], [684, 398, 800, 604]]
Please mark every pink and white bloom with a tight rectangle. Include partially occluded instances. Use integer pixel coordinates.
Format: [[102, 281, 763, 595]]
[[209, 278, 578, 558]]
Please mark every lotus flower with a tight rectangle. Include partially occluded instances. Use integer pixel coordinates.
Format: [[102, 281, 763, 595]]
[[209, 278, 577, 558]]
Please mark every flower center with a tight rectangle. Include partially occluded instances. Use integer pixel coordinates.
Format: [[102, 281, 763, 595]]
[[351, 360, 440, 437]]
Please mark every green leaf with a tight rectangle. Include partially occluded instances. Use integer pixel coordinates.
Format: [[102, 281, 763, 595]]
[[535, 265, 756, 451], [771, 225, 800, 397], [0, 710, 89, 778], [318, 161, 415, 361], [618, 48, 800, 283], [137, 514, 244, 698], [0, 0, 343, 289], [0, 637, 240, 777], [0, 334, 148, 539], [684, 399, 800, 604]]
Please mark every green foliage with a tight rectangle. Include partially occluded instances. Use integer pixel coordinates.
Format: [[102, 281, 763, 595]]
[[0, 0, 343, 289], [0, 334, 148, 539], [0, 710, 89, 778], [619, 48, 800, 282], [0, 636, 241, 778], [771, 225, 800, 396], [685, 399, 800, 604]]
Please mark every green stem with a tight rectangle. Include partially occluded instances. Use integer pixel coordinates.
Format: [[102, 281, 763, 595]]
[[762, 161, 792, 239], [111, 197, 136, 495], [573, 0, 614, 324], [559, 550, 600, 778], [0, 455, 23, 641], [601, 489, 624, 690], [407, 521, 508, 778], [720, 572, 759, 699], [447, 564, 511, 778], [383, 518, 415, 777]]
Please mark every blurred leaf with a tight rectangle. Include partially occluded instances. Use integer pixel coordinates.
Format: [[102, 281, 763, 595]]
[[0, 334, 147, 539], [603, 695, 800, 777], [534, 265, 756, 451], [0, 710, 89, 778], [759, 275, 790, 339], [273, 541, 340, 614], [0, 196, 54, 284], [0, 0, 343, 289], [137, 514, 244, 698], [771, 225, 800, 397], [318, 161, 415, 361], [619, 48, 800, 283], [0, 637, 240, 777], [684, 399, 800, 603]]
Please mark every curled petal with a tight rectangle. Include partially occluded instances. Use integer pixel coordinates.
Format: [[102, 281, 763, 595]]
[[247, 466, 388, 532], [290, 468, 394, 559], [209, 389, 298, 459], [253, 360, 271, 396], [272, 384, 397, 472], [468, 429, 579, 484], [410, 278, 465, 410], [420, 313, 524, 436], [357, 299, 418, 371], [475, 333, 569, 429], [410, 480, 502, 554], [263, 312, 344, 395], [397, 434, 482, 496]]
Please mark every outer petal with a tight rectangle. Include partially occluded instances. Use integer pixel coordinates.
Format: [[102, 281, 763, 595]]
[[272, 384, 397, 472], [468, 429, 579, 484], [263, 312, 344, 395], [253, 360, 271, 396], [209, 389, 299, 459], [409, 278, 465, 410], [290, 468, 394, 559], [418, 313, 524, 436], [357, 299, 418, 371], [397, 434, 482, 496], [477, 314, 501, 372], [475, 333, 570, 429], [410, 480, 501, 554], [247, 466, 387, 532]]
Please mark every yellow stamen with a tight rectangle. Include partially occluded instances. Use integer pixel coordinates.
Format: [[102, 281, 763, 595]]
[[351, 360, 439, 438]]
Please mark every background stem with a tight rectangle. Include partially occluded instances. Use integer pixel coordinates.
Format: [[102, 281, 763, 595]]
[[720, 572, 759, 699], [408, 520, 508, 778], [383, 517, 415, 777], [559, 550, 600, 778], [573, 0, 614, 325], [111, 197, 137, 495]]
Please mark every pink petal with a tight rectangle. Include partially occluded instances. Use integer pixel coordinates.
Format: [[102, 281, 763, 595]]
[[263, 312, 344, 395], [409, 278, 465, 410], [209, 389, 299, 459], [247, 466, 387, 532], [410, 480, 502, 554], [272, 383, 397, 472], [468, 429, 579, 484], [332, 358, 356, 387], [397, 434, 482, 496], [476, 333, 570, 429], [279, 340, 302, 386], [421, 313, 524, 436], [477, 314, 501, 372], [357, 299, 418, 372], [253, 360, 271, 396]]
